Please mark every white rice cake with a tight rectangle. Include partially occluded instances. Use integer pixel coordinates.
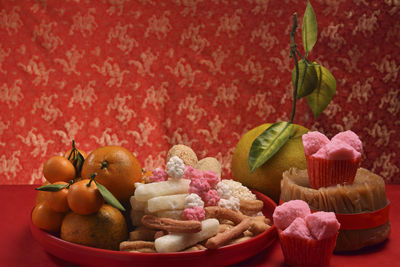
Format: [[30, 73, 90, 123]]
[[147, 194, 188, 213], [134, 179, 190, 201], [155, 219, 220, 253]]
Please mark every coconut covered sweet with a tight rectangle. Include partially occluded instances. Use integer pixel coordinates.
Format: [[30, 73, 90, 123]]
[[167, 144, 198, 167]]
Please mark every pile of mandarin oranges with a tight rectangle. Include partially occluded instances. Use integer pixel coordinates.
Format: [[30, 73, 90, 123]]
[[32, 141, 143, 250]]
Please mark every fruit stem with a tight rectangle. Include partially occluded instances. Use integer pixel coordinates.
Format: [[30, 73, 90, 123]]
[[67, 179, 74, 189], [87, 173, 97, 187], [289, 13, 299, 124], [67, 140, 77, 160]]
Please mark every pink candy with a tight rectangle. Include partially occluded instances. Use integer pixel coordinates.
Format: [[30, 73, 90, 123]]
[[203, 171, 219, 188], [305, 212, 340, 240], [189, 178, 211, 195], [303, 130, 362, 160], [149, 168, 168, 183], [274, 200, 340, 240], [282, 217, 313, 240], [183, 166, 203, 180], [314, 140, 360, 160], [182, 206, 205, 221], [331, 130, 363, 153], [273, 200, 311, 230], [202, 189, 220, 207], [185, 166, 221, 209], [302, 131, 330, 156]]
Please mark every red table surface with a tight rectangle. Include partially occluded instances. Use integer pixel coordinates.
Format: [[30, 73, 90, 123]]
[[1, 184, 398, 267]]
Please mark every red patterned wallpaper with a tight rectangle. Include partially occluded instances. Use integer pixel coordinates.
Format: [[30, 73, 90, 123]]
[[0, 0, 399, 184]]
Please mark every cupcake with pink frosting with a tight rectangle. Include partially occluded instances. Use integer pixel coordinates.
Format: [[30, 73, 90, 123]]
[[273, 200, 340, 267], [302, 130, 362, 189]]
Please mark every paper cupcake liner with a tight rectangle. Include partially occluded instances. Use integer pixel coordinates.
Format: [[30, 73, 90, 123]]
[[306, 155, 361, 189], [278, 230, 337, 267]]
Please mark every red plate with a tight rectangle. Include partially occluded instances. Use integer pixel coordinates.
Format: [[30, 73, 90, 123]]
[[30, 191, 277, 267]]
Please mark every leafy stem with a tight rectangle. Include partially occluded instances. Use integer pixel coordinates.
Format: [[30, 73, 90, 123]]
[[248, 0, 336, 173], [289, 13, 299, 123]]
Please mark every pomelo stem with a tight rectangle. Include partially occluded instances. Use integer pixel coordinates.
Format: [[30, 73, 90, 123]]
[[289, 13, 299, 124]]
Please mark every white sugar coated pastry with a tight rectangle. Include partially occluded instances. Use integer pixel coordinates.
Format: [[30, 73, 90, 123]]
[[166, 156, 185, 179], [218, 196, 240, 211], [216, 181, 232, 199], [184, 193, 204, 209]]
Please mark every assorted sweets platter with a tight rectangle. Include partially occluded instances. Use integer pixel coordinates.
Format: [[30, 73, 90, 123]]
[[31, 143, 278, 266], [30, 190, 277, 267]]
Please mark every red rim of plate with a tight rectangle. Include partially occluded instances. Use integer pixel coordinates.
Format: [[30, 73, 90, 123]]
[[30, 190, 277, 267]]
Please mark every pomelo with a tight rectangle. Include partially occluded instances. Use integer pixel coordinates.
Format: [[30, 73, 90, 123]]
[[232, 123, 309, 203]]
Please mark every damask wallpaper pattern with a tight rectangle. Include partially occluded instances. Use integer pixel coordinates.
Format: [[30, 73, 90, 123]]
[[0, 0, 399, 184]]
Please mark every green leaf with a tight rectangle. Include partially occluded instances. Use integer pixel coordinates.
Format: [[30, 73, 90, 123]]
[[75, 152, 85, 174], [249, 122, 294, 173], [292, 59, 318, 99], [35, 184, 68, 192], [302, 0, 318, 56], [95, 181, 126, 212], [306, 64, 336, 118]]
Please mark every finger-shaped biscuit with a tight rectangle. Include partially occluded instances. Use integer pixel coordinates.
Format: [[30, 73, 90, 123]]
[[205, 218, 251, 249], [205, 206, 245, 224], [129, 226, 157, 241], [141, 215, 202, 233], [239, 199, 264, 213], [228, 236, 252, 245], [120, 241, 155, 251], [219, 223, 233, 233]]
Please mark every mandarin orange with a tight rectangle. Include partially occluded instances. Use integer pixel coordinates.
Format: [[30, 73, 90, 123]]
[[48, 181, 70, 213], [67, 179, 104, 215], [32, 202, 65, 232], [43, 156, 76, 183], [60, 204, 128, 250], [81, 146, 142, 203]]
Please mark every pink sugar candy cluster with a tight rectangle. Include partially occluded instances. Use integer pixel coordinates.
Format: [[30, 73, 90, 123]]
[[183, 166, 203, 180], [302, 130, 362, 160], [182, 206, 206, 221], [189, 178, 210, 195], [185, 166, 220, 207], [273, 200, 340, 240], [149, 168, 168, 183]]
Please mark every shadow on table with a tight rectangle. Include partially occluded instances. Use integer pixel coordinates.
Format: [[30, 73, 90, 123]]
[[334, 239, 390, 256], [232, 239, 285, 267]]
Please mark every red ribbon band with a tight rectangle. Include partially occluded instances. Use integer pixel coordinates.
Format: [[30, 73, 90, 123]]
[[279, 199, 390, 230]]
